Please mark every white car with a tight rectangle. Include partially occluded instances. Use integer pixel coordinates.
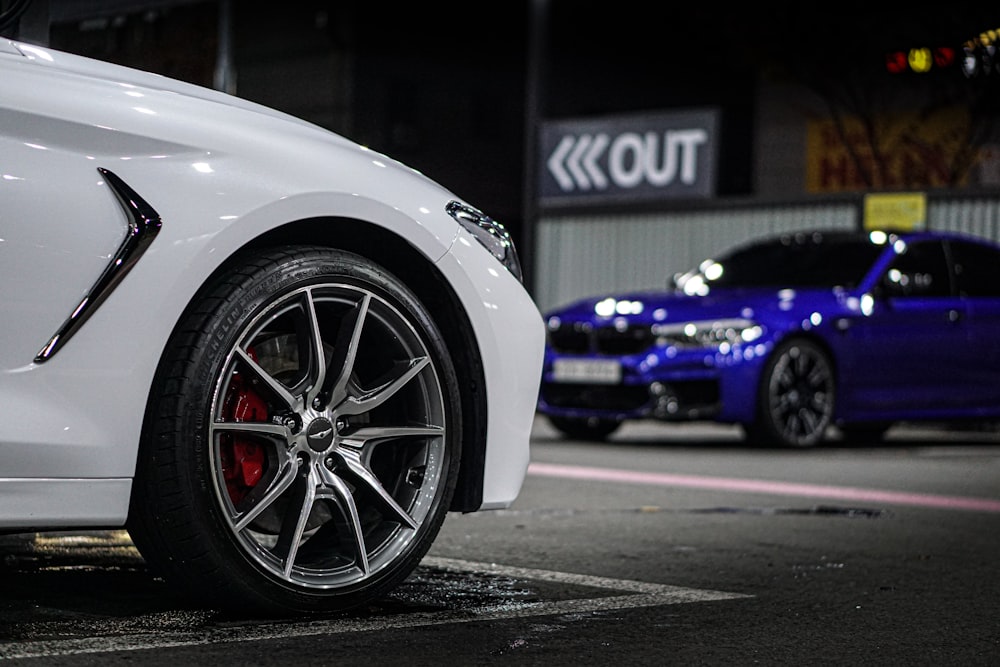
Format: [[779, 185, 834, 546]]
[[0, 38, 544, 615]]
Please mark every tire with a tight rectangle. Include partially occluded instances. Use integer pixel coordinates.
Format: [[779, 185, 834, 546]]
[[548, 415, 621, 441], [750, 338, 835, 448], [128, 246, 461, 615]]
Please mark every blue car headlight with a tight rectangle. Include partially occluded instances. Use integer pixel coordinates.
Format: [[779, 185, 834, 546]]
[[651, 318, 763, 349], [446, 200, 523, 282]]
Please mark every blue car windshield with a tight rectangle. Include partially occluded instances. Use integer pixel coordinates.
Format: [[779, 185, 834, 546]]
[[685, 234, 885, 291]]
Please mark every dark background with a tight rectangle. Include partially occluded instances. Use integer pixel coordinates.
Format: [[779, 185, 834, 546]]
[[6, 1, 1000, 279]]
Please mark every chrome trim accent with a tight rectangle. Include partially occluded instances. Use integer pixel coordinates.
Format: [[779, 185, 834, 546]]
[[35, 168, 162, 363]]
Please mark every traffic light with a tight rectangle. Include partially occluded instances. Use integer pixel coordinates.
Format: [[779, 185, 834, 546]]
[[885, 46, 956, 74]]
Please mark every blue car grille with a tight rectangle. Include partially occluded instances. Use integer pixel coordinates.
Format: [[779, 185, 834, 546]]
[[548, 324, 655, 356]]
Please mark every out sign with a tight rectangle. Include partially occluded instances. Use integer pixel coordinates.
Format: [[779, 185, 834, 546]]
[[539, 109, 718, 204]]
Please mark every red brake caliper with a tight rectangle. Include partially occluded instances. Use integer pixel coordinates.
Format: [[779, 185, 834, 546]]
[[220, 347, 268, 505]]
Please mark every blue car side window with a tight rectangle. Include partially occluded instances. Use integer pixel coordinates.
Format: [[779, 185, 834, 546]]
[[949, 239, 1000, 297], [881, 240, 951, 298]]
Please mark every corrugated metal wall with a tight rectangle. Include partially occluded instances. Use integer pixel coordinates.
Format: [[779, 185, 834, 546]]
[[532, 195, 1000, 314], [929, 198, 1000, 240]]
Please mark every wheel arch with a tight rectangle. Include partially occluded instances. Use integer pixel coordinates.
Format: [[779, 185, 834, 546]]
[[144, 215, 489, 514]]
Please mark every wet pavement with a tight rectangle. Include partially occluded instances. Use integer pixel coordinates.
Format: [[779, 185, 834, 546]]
[[0, 531, 544, 650], [2, 530, 731, 660]]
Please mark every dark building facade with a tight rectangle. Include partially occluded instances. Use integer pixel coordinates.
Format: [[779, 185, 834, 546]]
[[7, 0, 1000, 301]]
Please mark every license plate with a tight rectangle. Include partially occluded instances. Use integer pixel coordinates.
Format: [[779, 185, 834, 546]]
[[552, 358, 622, 384]]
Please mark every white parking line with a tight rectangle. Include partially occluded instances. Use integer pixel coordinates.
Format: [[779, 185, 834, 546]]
[[0, 558, 749, 660], [425, 556, 750, 603]]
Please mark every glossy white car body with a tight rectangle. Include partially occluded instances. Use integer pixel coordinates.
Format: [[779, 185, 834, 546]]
[[0, 37, 543, 605]]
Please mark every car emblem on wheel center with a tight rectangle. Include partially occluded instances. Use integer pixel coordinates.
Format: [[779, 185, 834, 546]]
[[306, 418, 336, 451]]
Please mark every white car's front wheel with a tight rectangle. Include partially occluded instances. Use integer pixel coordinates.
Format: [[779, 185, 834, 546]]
[[128, 246, 460, 615]]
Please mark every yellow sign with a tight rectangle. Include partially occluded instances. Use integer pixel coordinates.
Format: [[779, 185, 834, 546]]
[[863, 192, 926, 231]]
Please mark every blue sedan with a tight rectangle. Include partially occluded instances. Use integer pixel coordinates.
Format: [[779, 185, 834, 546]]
[[538, 229, 1000, 446]]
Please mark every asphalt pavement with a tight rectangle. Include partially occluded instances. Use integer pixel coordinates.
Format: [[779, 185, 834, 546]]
[[2, 416, 999, 665]]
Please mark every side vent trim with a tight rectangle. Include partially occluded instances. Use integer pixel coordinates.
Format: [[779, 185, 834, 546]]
[[35, 168, 162, 363]]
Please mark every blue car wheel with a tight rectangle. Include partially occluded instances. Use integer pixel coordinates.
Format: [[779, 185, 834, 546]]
[[750, 338, 835, 448]]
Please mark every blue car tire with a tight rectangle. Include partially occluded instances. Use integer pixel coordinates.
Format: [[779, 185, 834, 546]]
[[749, 338, 835, 448]]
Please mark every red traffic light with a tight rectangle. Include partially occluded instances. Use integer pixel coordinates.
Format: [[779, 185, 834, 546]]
[[934, 47, 955, 67], [885, 51, 908, 74]]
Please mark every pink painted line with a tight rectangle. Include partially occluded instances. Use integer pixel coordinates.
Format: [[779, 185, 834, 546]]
[[527, 462, 1000, 513]]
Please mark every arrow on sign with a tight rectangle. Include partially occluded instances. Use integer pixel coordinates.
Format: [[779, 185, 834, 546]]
[[547, 133, 610, 191]]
